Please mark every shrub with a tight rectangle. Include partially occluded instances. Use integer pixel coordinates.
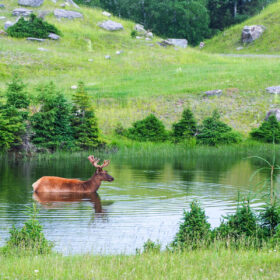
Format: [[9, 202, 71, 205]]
[[130, 30, 137, 38], [173, 201, 211, 248], [71, 82, 102, 149], [125, 114, 168, 142], [3, 204, 53, 254], [143, 239, 161, 253], [172, 108, 197, 142], [197, 110, 242, 145], [259, 205, 280, 237], [7, 14, 61, 38], [250, 115, 280, 143]]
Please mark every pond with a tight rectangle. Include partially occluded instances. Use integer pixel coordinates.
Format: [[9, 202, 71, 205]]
[[0, 150, 275, 254]]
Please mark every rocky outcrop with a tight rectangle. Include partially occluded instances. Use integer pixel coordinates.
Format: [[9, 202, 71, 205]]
[[265, 109, 280, 121], [134, 24, 153, 38], [18, 0, 44, 7], [266, 86, 280, 94], [159, 39, 188, 48], [241, 25, 265, 44], [54, 9, 83, 19], [204, 89, 222, 97], [48, 33, 60, 40], [12, 8, 33, 16], [98, 20, 123, 31]]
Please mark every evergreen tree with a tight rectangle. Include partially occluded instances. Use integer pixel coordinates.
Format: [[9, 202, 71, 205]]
[[250, 115, 280, 143], [31, 82, 73, 150], [172, 108, 197, 141], [71, 82, 101, 149], [197, 110, 242, 145]]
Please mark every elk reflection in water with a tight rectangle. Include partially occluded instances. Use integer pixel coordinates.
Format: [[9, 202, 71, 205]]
[[33, 192, 112, 220]]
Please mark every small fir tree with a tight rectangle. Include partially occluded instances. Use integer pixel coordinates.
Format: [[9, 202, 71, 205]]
[[172, 108, 197, 141], [31, 82, 73, 150], [126, 114, 168, 142], [250, 115, 280, 143], [71, 82, 101, 149], [197, 110, 242, 145]]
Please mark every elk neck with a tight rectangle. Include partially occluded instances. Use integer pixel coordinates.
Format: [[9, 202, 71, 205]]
[[82, 172, 102, 192]]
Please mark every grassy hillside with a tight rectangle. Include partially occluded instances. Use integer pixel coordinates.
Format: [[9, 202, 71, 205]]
[[203, 1, 280, 54], [1, 0, 280, 136]]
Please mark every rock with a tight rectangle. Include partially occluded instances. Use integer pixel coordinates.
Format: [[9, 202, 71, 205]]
[[26, 37, 45, 42], [12, 8, 33, 17], [204, 89, 223, 97], [102, 11, 111, 17], [38, 47, 48, 51], [159, 38, 188, 48], [98, 20, 123, 31], [48, 33, 60, 40], [136, 36, 143, 39], [145, 38, 151, 41], [236, 46, 243, 51], [71, 85, 77, 90], [266, 86, 280, 94], [105, 55, 111, 59], [134, 24, 146, 35], [18, 0, 44, 7], [199, 42, 205, 49], [4, 21, 15, 30], [54, 9, 83, 19], [38, 10, 50, 19], [265, 109, 280, 121], [146, 32, 153, 38], [0, 16, 6, 20], [0, 4, 5, 8], [241, 25, 265, 44], [116, 50, 123, 55], [88, 58, 93, 62], [66, 0, 79, 8], [0, 30, 7, 35]]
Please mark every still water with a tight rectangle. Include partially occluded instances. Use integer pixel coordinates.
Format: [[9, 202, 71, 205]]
[[0, 153, 273, 254]]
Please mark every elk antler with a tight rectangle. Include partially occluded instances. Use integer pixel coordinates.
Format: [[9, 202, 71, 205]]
[[88, 156, 110, 169]]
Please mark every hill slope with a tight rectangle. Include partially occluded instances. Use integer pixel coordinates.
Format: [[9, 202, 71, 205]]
[[1, 0, 280, 136], [203, 1, 280, 54]]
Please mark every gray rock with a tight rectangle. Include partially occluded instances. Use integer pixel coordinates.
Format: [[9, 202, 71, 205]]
[[105, 55, 111, 59], [204, 89, 223, 97], [18, 0, 44, 7], [236, 46, 243, 50], [4, 21, 15, 30], [265, 109, 280, 121], [146, 31, 153, 38], [48, 33, 60, 40], [38, 47, 48, 51], [0, 16, 6, 20], [116, 50, 123, 55], [26, 37, 45, 42], [0, 4, 5, 8], [159, 38, 188, 48], [71, 85, 77, 89], [102, 11, 111, 17], [266, 86, 280, 94], [241, 25, 265, 44], [98, 20, 123, 31], [12, 8, 33, 17], [66, 0, 79, 8], [54, 9, 83, 19], [136, 36, 143, 39], [134, 24, 146, 35], [38, 10, 50, 19]]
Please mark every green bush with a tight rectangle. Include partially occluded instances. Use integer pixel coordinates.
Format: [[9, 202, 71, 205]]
[[260, 205, 280, 237], [3, 204, 53, 254], [125, 114, 168, 142], [173, 201, 211, 249], [250, 115, 280, 143], [143, 239, 161, 253], [130, 30, 137, 38], [7, 14, 61, 38], [172, 108, 197, 142], [197, 110, 242, 146]]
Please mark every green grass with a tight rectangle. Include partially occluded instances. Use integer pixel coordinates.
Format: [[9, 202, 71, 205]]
[[1, 249, 280, 279], [203, 1, 280, 54], [1, 1, 280, 137]]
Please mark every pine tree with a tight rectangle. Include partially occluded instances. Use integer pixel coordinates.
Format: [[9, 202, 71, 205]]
[[172, 108, 197, 141], [31, 82, 73, 150], [71, 82, 101, 149]]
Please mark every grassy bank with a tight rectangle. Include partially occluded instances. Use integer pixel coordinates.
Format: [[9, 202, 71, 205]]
[[1, 249, 280, 279]]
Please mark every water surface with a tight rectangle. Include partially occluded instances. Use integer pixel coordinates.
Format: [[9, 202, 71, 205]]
[[0, 152, 273, 254]]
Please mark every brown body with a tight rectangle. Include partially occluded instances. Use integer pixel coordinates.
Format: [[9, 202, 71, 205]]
[[32, 156, 114, 193]]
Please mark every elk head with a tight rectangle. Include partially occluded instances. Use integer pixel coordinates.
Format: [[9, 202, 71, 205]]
[[88, 155, 114, 182]]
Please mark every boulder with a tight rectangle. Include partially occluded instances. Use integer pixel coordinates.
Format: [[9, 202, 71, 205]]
[[102, 11, 111, 17], [266, 86, 280, 94], [241, 25, 265, 44], [134, 24, 146, 35], [265, 109, 280, 121], [54, 9, 83, 19], [116, 50, 123, 55], [18, 0, 44, 7], [98, 20, 123, 31], [4, 21, 15, 30], [146, 31, 153, 38], [0, 4, 5, 8], [0, 16, 6, 20], [105, 55, 111, 59], [159, 38, 188, 48], [38, 10, 50, 19], [26, 37, 45, 42], [12, 8, 33, 16], [204, 89, 223, 97], [48, 33, 60, 40]]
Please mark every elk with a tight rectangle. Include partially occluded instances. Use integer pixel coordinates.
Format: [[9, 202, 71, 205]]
[[32, 156, 114, 193]]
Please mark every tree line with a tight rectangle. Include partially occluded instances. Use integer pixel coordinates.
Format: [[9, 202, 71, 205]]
[[76, 0, 275, 45]]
